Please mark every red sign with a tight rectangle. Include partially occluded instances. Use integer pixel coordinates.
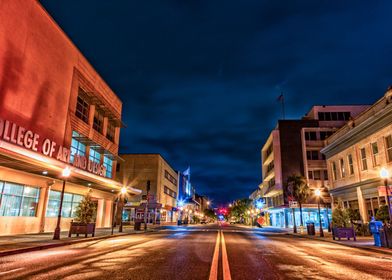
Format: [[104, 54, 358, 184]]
[[378, 186, 392, 196]]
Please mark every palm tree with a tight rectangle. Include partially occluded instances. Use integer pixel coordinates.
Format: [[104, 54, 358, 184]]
[[287, 174, 310, 227]]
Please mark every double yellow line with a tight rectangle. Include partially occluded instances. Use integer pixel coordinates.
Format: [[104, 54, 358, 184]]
[[209, 230, 231, 280]]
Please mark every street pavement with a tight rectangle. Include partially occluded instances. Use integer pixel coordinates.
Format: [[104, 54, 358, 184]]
[[0, 223, 391, 280]]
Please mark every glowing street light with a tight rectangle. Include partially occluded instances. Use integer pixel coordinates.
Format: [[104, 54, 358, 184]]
[[380, 167, 392, 223], [121, 187, 127, 194], [229, 203, 232, 207], [53, 167, 71, 240], [315, 189, 324, 237]]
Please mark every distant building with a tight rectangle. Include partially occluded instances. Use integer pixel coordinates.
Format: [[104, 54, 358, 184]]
[[0, 0, 140, 235], [116, 154, 179, 224], [259, 105, 369, 228], [322, 89, 392, 223]]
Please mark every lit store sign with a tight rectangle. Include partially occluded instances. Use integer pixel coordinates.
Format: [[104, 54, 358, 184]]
[[0, 118, 107, 177]]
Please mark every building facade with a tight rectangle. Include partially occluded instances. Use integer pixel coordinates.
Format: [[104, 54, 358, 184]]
[[322, 89, 392, 223], [259, 106, 369, 228], [116, 154, 179, 224], [0, 0, 140, 235]]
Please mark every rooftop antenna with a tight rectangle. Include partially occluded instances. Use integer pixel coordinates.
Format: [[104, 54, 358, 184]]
[[277, 93, 285, 120]]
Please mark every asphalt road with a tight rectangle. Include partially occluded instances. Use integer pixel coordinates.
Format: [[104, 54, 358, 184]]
[[0, 223, 391, 280]]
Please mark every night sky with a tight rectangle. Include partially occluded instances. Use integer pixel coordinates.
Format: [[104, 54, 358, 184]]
[[40, 1, 392, 205]]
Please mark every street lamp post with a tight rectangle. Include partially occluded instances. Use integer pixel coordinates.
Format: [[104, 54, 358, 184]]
[[119, 187, 127, 233], [53, 167, 71, 240], [380, 167, 392, 223], [315, 189, 324, 237]]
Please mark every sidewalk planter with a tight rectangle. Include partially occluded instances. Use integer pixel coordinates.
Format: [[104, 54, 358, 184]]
[[332, 227, 356, 241], [68, 222, 96, 237]]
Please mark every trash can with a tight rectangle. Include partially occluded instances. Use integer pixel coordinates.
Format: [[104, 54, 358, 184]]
[[369, 219, 383, 247], [306, 222, 315, 235], [177, 220, 182, 226], [134, 220, 142, 231], [380, 224, 392, 248]]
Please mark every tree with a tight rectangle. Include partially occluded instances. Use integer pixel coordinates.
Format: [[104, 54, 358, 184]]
[[203, 208, 216, 220], [286, 174, 310, 227], [332, 204, 350, 228], [346, 208, 360, 224], [376, 205, 390, 223], [75, 192, 97, 224], [230, 198, 252, 223]]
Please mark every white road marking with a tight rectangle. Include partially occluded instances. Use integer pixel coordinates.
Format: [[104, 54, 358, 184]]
[[221, 231, 232, 280], [209, 231, 220, 280]]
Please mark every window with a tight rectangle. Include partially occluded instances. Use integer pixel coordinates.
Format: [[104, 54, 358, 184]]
[[340, 158, 346, 178], [103, 156, 113, 178], [268, 178, 275, 188], [305, 132, 317, 141], [313, 170, 321, 180], [318, 112, 350, 121], [165, 170, 177, 186], [360, 148, 368, 170], [70, 131, 86, 163], [265, 144, 273, 158], [307, 150, 319, 160], [308, 171, 313, 180], [93, 109, 104, 133], [320, 131, 334, 140], [347, 154, 354, 175], [266, 161, 274, 173], [385, 135, 392, 162], [371, 142, 379, 166], [106, 121, 115, 142], [332, 162, 337, 180], [164, 186, 177, 198], [89, 148, 101, 164], [0, 181, 40, 216], [75, 90, 90, 123], [46, 190, 83, 218], [323, 170, 328, 180]]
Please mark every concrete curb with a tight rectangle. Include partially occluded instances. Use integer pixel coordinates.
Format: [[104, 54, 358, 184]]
[[286, 232, 392, 256], [0, 229, 158, 258]]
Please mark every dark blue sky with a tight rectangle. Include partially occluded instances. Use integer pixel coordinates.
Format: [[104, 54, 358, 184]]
[[41, 0, 392, 204]]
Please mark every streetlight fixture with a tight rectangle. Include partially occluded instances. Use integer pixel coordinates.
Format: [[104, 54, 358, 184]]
[[380, 167, 392, 223], [315, 189, 324, 237], [53, 167, 71, 240]]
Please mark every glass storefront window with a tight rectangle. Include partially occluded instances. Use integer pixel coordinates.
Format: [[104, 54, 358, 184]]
[[46, 190, 83, 218], [0, 181, 40, 217], [70, 131, 86, 163], [103, 156, 113, 178]]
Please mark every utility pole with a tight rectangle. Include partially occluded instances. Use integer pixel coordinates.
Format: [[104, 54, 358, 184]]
[[144, 180, 150, 231]]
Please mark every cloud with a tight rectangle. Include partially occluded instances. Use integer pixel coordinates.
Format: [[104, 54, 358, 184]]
[[41, 0, 392, 203]]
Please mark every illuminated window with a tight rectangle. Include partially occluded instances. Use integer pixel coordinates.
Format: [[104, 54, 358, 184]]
[[106, 121, 115, 142], [323, 170, 328, 180], [89, 148, 101, 164], [93, 109, 104, 133], [46, 190, 83, 218], [70, 131, 86, 163], [103, 156, 113, 178], [75, 90, 90, 123], [0, 181, 40, 217]]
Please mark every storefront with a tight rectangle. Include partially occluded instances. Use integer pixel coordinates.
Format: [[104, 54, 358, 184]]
[[267, 207, 331, 229]]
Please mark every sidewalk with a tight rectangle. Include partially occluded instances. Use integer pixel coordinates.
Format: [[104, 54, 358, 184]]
[[0, 225, 160, 257], [285, 228, 392, 256]]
